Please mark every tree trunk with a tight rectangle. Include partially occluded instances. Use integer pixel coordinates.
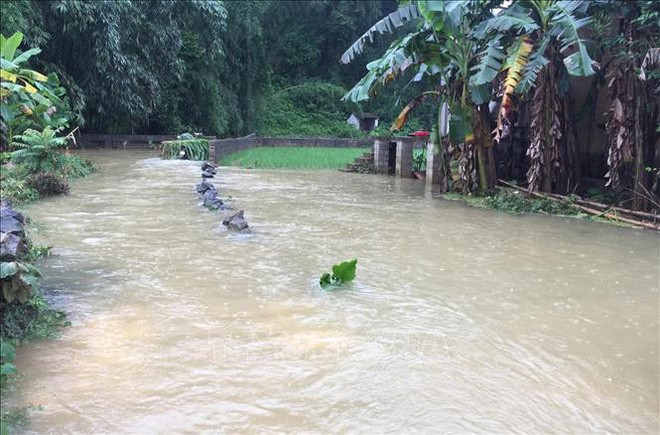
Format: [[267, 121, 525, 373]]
[[473, 106, 497, 192], [632, 80, 647, 210], [527, 44, 575, 193]]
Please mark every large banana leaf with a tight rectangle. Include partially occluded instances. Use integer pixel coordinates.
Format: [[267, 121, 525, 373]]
[[340, 3, 421, 64], [342, 31, 427, 102], [472, 4, 538, 38], [502, 37, 533, 93], [390, 90, 440, 131], [515, 34, 551, 94], [0, 32, 23, 62], [448, 103, 473, 145], [550, 1, 595, 76], [470, 38, 506, 87]]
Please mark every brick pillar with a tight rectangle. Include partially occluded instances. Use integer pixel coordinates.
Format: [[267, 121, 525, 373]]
[[425, 141, 444, 189], [395, 140, 413, 178], [373, 139, 389, 174]]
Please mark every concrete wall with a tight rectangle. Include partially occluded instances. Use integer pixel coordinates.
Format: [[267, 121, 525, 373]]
[[80, 134, 216, 149], [211, 135, 258, 163]]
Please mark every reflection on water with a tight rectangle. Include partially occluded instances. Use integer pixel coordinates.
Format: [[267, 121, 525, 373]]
[[5, 150, 659, 433]]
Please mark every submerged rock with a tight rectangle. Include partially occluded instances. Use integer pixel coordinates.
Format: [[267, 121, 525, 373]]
[[202, 190, 224, 210], [201, 170, 215, 179], [196, 180, 217, 195], [222, 209, 249, 231], [201, 162, 217, 175]]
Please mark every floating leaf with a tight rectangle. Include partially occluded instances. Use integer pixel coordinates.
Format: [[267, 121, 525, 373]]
[[331, 259, 357, 283], [319, 259, 358, 290]]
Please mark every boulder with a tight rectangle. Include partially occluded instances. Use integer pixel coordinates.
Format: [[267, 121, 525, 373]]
[[0, 232, 25, 261], [202, 190, 224, 210], [196, 180, 217, 195], [201, 170, 215, 179], [222, 209, 249, 231], [201, 162, 217, 175], [0, 216, 24, 235], [0, 202, 24, 223]]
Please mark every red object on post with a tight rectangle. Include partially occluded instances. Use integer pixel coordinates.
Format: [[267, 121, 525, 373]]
[[409, 130, 430, 137]]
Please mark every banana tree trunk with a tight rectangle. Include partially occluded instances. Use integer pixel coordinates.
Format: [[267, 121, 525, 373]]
[[473, 105, 497, 192], [527, 45, 575, 193]]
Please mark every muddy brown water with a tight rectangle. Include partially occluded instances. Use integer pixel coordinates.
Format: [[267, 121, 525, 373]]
[[4, 150, 659, 433]]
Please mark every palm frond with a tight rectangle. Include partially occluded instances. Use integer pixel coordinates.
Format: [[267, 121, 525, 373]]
[[340, 3, 421, 64]]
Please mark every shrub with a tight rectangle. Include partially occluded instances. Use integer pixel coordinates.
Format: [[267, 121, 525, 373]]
[[485, 190, 579, 215], [10, 127, 68, 174], [0, 165, 38, 204], [62, 155, 94, 178], [26, 172, 68, 196]]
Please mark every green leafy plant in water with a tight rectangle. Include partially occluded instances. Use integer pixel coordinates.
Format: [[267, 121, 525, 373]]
[[413, 149, 426, 172], [160, 139, 209, 161], [319, 258, 357, 289]]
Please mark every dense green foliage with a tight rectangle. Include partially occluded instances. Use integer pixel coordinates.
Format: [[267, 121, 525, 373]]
[[1, 0, 433, 137], [484, 190, 579, 215], [221, 147, 366, 169], [0, 32, 75, 149], [259, 82, 364, 138], [5, 127, 93, 198]]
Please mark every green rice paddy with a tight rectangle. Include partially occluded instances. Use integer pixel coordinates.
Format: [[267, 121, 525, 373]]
[[220, 147, 367, 169]]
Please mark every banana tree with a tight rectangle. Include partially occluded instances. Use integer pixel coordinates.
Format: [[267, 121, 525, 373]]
[[1, 32, 71, 149], [594, 0, 660, 211], [341, 0, 500, 193], [471, 0, 597, 193]]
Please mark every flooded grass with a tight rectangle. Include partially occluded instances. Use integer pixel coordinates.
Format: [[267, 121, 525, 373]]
[[221, 147, 366, 169]]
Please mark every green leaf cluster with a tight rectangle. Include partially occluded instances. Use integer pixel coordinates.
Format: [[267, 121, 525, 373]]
[[160, 139, 209, 161], [1, 32, 75, 143], [1, 260, 40, 304], [319, 258, 358, 290]]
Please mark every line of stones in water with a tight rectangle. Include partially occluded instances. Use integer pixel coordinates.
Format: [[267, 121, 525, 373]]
[[196, 162, 249, 232]]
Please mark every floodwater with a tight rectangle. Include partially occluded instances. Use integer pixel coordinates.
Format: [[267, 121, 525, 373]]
[[5, 150, 659, 433]]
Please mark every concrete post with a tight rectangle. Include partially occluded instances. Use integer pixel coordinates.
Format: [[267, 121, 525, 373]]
[[395, 140, 413, 178], [425, 141, 445, 189], [373, 139, 389, 174]]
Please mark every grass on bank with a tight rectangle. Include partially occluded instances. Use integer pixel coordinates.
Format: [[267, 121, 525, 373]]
[[442, 189, 636, 227], [221, 147, 367, 169]]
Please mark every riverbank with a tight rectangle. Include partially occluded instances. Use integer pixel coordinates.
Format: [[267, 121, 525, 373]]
[[1, 152, 95, 434]]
